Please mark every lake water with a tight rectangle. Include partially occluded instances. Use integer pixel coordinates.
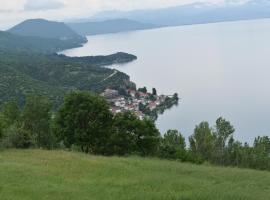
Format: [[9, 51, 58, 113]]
[[62, 19, 270, 143]]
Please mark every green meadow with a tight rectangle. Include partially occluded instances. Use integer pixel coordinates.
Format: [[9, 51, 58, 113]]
[[0, 149, 270, 200]]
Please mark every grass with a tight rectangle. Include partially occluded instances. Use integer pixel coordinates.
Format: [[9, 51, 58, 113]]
[[0, 150, 270, 200]]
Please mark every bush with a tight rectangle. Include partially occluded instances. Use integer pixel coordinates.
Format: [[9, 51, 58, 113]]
[[1, 125, 32, 148]]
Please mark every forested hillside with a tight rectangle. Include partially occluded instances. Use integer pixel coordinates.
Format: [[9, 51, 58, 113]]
[[0, 27, 137, 107], [0, 31, 83, 54]]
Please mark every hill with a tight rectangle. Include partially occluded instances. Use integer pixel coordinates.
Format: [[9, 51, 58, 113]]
[[0, 26, 137, 106], [0, 31, 84, 54], [8, 19, 86, 46], [0, 149, 270, 200], [0, 49, 136, 106], [92, 0, 270, 27], [68, 19, 157, 35]]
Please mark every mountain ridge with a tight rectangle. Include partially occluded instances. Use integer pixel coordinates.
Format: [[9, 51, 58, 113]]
[[8, 19, 87, 45], [67, 18, 158, 35], [90, 0, 270, 27]]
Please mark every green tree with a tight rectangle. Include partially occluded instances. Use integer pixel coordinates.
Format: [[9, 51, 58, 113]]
[[1, 125, 32, 149], [152, 88, 157, 96], [160, 130, 186, 160], [2, 99, 20, 126], [213, 117, 235, 165], [252, 136, 270, 170], [110, 112, 138, 155], [110, 112, 160, 156], [55, 92, 113, 154], [189, 121, 214, 161], [135, 119, 160, 156], [0, 114, 5, 141], [138, 87, 147, 93], [21, 95, 52, 149]]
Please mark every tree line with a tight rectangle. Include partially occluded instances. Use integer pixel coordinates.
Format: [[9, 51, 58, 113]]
[[0, 91, 270, 171]]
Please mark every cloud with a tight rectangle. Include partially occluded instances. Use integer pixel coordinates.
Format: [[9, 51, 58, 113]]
[[24, 0, 65, 11], [0, 9, 12, 13]]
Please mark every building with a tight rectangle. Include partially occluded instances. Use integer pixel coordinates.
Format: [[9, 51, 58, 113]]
[[101, 89, 119, 99]]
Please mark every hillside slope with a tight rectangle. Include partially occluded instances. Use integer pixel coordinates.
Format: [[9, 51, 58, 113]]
[[0, 31, 83, 54], [0, 50, 136, 106], [0, 150, 270, 200]]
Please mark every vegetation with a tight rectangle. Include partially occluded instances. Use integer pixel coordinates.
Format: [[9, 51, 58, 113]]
[[1, 91, 270, 172], [1, 149, 270, 200], [0, 43, 136, 106], [0, 31, 84, 54]]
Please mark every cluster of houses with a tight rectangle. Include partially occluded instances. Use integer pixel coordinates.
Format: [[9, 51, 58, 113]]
[[101, 88, 168, 120]]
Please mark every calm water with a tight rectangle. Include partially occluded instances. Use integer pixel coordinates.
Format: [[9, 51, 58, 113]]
[[62, 19, 270, 143]]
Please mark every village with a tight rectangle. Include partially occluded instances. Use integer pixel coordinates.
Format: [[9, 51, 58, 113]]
[[101, 88, 179, 120]]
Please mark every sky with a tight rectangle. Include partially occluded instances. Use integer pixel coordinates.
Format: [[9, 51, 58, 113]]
[[0, 0, 247, 30]]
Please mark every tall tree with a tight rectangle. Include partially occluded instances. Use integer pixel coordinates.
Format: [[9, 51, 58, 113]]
[[135, 119, 160, 156], [213, 117, 235, 165], [160, 129, 186, 160], [152, 88, 157, 96], [110, 112, 138, 155], [2, 99, 20, 126], [21, 95, 52, 149], [55, 91, 113, 154], [189, 121, 214, 161]]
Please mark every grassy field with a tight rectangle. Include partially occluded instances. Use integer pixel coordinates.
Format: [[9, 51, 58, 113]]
[[0, 150, 270, 200]]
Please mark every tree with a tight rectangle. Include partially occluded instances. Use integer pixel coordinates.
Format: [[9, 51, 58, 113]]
[[189, 121, 214, 161], [21, 95, 52, 149], [212, 117, 235, 165], [2, 99, 20, 126], [110, 112, 138, 155], [1, 125, 32, 149], [252, 136, 270, 170], [138, 87, 147, 93], [135, 119, 160, 156], [55, 92, 113, 154], [0, 114, 4, 141], [160, 130, 186, 160], [152, 88, 157, 96], [110, 112, 160, 156]]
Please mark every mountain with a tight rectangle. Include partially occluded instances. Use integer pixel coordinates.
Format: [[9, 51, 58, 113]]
[[92, 0, 270, 27], [8, 19, 87, 45], [67, 19, 157, 35], [0, 31, 84, 54], [0, 30, 137, 106]]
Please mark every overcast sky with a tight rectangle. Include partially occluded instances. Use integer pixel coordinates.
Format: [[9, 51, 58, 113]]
[[0, 0, 244, 30]]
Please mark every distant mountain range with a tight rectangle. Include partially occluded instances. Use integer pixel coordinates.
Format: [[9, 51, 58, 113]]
[[67, 19, 157, 36], [90, 0, 270, 27], [7, 0, 270, 39]]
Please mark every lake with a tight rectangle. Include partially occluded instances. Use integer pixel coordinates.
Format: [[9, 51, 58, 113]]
[[62, 19, 270, 143]]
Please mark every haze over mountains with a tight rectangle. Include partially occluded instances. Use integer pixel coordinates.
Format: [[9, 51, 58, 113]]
[[90, 0, 270, 27], [4, 0, 270, 38], [67, 19, 157, 36]]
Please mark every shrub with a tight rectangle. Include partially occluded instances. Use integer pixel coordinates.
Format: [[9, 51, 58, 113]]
[[1, 125, 32, 149]]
